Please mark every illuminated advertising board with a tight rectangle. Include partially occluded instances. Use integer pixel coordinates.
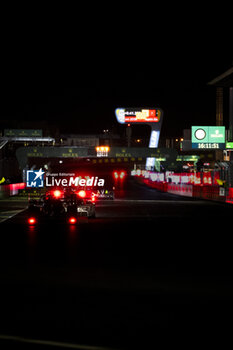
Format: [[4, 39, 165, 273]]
[[115, 107, 164, 170], [115, 108, 162, 124], [191, 126, 225, 149]]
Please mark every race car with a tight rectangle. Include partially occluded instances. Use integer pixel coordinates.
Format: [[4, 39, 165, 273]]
[[27, 188, 96, 224], [95, 188, 115, 200]]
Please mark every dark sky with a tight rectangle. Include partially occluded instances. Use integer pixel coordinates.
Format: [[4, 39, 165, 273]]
[[1, 2, 232, 141], [1, 33, 232, 139]]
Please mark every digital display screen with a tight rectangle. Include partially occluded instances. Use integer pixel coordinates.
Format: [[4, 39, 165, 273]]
[[115, 108, 161, 124], [191, 126, 225, 149]]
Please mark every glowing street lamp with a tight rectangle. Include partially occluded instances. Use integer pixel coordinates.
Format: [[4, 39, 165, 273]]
[[96, 146, 110, 157]]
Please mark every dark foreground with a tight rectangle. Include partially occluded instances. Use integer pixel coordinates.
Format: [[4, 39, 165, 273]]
[[0, 180, 233, 348]]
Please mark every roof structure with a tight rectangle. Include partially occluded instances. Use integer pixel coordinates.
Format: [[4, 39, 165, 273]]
[[208, 67, 233, 87]]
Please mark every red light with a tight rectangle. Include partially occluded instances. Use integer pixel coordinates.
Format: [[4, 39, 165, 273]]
[[68, 217, 77, 224], [28, 217, 36, 225], [77, 190, 86, 198], [53, 190, 62, 198], [91, 193, 96, 202], [120, 171, 126, 179], [113, 171, 126, 180]]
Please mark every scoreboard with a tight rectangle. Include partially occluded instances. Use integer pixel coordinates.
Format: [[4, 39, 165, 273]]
[[115, 108, 162, 124]]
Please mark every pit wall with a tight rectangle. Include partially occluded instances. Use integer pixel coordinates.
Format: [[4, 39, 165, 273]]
[[133, 170, 232, 204]]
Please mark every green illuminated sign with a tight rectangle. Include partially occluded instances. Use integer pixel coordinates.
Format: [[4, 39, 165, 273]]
[[191, 126, 225, 149], [226, 142, 233, 149]]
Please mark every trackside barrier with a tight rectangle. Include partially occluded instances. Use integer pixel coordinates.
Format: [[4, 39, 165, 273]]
[[226, 188, 233, 204], [0, 183, 26, 198], [143, 178, 168, 192], [167, 183, 193, 197], [142, 177, 193, 197], [134, 171, 228, 203], [193, 185, 226, 202]]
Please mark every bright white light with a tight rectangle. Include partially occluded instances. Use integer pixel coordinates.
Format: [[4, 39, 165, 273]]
[[146, 157, 155, 169], [148, 130, 160, 148], [115, 108, 125, 124], [146, 130, 160, 169]]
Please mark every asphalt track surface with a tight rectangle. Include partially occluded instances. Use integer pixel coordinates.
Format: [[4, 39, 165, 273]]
[[0, 178, 233, 348]]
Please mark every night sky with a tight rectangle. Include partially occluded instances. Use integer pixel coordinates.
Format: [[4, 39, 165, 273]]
[[1, 39, 232, 140]]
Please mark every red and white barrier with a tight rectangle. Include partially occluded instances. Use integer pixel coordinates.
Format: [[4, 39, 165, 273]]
[[0, 183, 25, 198], [133, 170, 228, 203]]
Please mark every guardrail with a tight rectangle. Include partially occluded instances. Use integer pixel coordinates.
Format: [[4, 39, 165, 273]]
[[132, 170, 229, 203]]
